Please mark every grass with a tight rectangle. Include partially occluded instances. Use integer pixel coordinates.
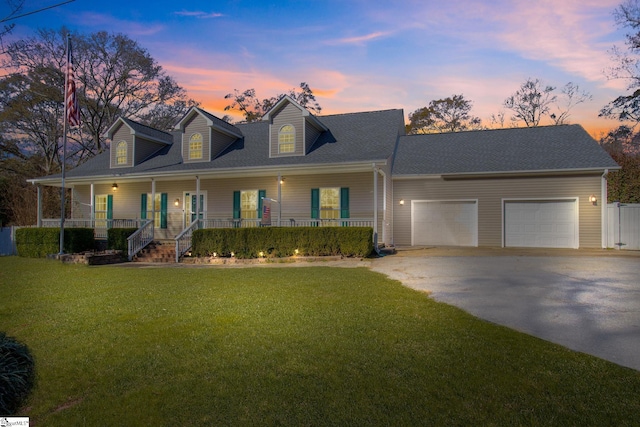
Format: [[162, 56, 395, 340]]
[[1, 257, 639, 426]]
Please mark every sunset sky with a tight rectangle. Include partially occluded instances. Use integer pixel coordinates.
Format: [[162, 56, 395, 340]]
[[4, 0, 635, 137]]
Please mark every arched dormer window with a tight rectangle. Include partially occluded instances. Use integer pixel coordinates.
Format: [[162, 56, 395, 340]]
[[189, 133, 203, 160], [278, 125, 295, 153], [116, 141, 128, 165]]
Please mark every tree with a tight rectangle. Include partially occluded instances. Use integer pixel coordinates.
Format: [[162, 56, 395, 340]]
[[0, 28, 198, 167], [224, 82, 321, 123], [503, 78, 556, 127], [550, 82, 593, 125], [600, 126, 640, 203], [0, 0, 24, 48], [406, 94, 482, 134], [600, 0, 640, 123], [0, 28, 198, 225]]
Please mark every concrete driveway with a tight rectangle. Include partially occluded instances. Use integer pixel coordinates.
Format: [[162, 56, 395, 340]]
[[370, 248, 640, 371]]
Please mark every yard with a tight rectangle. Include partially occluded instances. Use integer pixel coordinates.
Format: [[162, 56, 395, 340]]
[[1, 257, 639, 426]]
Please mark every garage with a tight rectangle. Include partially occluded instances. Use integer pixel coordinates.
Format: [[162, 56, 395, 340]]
[[412, 200, 478, 246], [504, 199, 578, 248]]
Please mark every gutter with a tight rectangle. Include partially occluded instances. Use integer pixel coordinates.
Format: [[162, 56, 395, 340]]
[[28, 159, 389, 186]]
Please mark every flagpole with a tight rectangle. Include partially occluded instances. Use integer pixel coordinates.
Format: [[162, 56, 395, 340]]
[[59, 34, 70, 255]]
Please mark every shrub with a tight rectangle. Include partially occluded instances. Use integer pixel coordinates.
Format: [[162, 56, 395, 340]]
[[192, 227, 373, 258], [15, 228, 95, 258], [107, 228, 138, 252], [0, 333, 35, 415]]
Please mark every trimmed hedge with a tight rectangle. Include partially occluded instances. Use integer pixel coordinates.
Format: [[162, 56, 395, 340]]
[[15, 228, 95, 258], [107, 228, 138, 253], [192, 227, 374, 258], [0, 333, 36, 415]]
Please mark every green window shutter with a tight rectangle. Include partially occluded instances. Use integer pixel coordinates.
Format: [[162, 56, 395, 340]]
[[140, 194, 147, 219], [191, 195, 197, 222], [107, 194, 113, 229], [199, 195, 204, 217], [160, 193, 168, 229], [233, 191, 241, 219], [340, 187, 350, 218], [311, 188, 319, 219], [258, 190, 266, 219]]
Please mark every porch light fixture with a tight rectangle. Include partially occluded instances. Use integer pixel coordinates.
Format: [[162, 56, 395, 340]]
[[174, 198, 180, 207], [589, 195, 597, 205], [111, 183, 118, 191], [399, 199, 405, 205], [279, 177, 285, 184]]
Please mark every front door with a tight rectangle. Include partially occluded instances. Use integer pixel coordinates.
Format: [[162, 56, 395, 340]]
[[184, 191, 207, 227]]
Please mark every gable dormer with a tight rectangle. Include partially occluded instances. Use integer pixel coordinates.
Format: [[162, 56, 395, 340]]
[[106, 117, 173, 169], [262, 95, 328, 158], [174, 107, 243, 163]]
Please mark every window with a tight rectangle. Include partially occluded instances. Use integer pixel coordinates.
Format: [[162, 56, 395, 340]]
[[320, 188, 340, 219], [189, 133, 203, 160], [116, 141, 127, 165], [278, 125, 295, 153], [233, 190, 266, 226], [241, 190, 258, 219], [311, 188, 349, 221]]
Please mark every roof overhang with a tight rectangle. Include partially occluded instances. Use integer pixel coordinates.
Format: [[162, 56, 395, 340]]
[[392, 167, 620, 180], [28, 160, 388, 187]]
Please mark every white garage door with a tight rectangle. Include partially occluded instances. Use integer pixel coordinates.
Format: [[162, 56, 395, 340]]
[[504, 200, 578, 248], [412, 200, 478, 246]]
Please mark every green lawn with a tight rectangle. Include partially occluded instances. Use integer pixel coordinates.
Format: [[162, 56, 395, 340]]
[[1, 257, 639, 426]]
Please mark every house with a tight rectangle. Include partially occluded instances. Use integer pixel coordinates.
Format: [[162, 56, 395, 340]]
[[28, 96, 619, 259]]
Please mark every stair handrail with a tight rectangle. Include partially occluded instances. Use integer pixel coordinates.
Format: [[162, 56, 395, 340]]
[[175, 218, 201, 262], [126, 219, 154, 261]]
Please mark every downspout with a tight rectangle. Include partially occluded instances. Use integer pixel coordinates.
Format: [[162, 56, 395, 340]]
[[601, 169, 609, 249]]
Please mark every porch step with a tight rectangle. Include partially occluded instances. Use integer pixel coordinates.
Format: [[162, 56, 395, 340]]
[[133, 241, 176, 263]]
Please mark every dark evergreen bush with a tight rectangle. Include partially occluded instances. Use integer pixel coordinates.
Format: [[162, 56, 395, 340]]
[[0, 333, 35, 415], [107, 228, 138, 252], [15, 228, 95, 257], [192, 227, 373, 258]]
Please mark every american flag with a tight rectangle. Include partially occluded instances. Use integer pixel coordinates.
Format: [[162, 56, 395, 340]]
[[65, 38, 80, 127]]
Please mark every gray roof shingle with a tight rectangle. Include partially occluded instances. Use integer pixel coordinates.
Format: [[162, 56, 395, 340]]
[[393, 125, 619, 176], [120, 117, 173, 144], [57, 109, 404, 180]]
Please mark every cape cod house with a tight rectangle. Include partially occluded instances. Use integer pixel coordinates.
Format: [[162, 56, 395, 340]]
[[28, 95, 619, 260]]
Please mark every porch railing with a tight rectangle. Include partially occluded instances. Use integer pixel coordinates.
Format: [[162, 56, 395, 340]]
[[126, 219, 154, 261], [175, 218, 202, 263], [197, 218, 374, 228], [40, 218, 145, 240]]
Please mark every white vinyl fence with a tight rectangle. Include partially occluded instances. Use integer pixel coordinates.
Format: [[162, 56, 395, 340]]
[[607, 203, 640, 250]]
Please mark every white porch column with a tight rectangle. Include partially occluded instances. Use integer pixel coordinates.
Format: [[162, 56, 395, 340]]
[[373, 166, 378, 247], [277, 173, 282, 227], [151, 178, 156, 226], [196, 176, 201, 220], [36, 185, 42, 227], [377, 168, 387, 245], [90, 183, 95, 225]]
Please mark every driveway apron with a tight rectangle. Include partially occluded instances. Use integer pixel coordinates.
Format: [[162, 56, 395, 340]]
[[370, 254, 640, 371]]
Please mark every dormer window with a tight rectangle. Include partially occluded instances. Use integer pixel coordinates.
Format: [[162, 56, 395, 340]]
[[278, 125, 295, 153], [116, 141, 128, 165], [189, 133, 203, 160]]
